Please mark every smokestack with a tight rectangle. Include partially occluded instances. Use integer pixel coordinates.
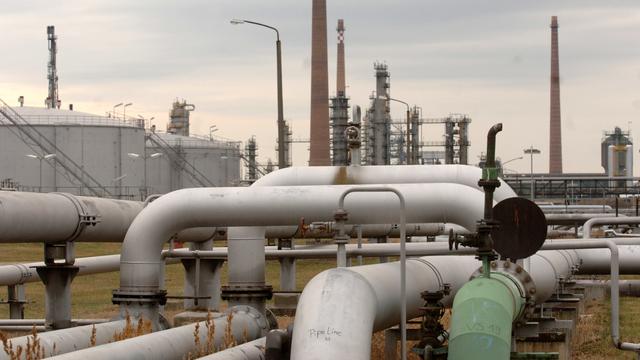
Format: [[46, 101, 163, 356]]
[[309, 0, 330, 166], [336, 19, 346, 96], [549, 16, 563, 174]]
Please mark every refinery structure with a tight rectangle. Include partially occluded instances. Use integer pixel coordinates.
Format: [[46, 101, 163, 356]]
[[0, 3, 640, 360]]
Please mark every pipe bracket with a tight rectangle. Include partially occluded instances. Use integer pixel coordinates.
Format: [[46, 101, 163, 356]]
[[112, 289, 167, 306]]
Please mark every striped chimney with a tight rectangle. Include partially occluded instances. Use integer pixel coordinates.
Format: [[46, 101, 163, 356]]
[[309, 0, 331, 166], [549, 16, 563, 174]]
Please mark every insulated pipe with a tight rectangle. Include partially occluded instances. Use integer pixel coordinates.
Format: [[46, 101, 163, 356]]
[[263, 223, 445, 239], [0, 254, 181, 287], [0, 192, 143, 243], [290, 245, 594, 359], [234, 164, 516, 320], [116, 183, 485, 323], [545, 213, 623, 226], [0, 320, 127, 360], [195, 337, 267, 360], [447, 273, 526, 360], [47, 306, 268, 360], [582, 216, 640, 239], [253, 164, 517, 202]]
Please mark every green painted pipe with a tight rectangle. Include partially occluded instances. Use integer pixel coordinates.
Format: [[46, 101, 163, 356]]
[[447, 273, 526, 360]]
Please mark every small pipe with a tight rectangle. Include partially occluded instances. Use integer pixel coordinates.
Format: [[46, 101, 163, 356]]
[[583, 216, 640, 239], [337, 186, 407, 360]]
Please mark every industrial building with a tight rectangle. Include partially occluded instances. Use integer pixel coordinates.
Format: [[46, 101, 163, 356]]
[[1, 6, 639, 360]]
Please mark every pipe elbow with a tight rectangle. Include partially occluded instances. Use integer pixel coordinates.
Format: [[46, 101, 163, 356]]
[[291, 268, 377, 360]]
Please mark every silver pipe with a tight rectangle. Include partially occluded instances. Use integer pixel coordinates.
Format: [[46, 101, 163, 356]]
[[583, 216, 640, 239], [289, 239, 640, 359], [195, 337, 267, 360], [0, 319, 109, 326], [0, 254, 181, 287], [0, 320, 127, 360], [47, 306, 268, 360], [252, 164, 517, 202], [337, 186, 408, 360], [545, 213, 623, 226], [232, 164, 516, 319], [0, 192, 143, 243], [116, 183, 486, 321]]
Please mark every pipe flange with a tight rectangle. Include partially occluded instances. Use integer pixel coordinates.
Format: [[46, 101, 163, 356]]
[[220, 285, 273, 301], [112, 289, 167, 306], [470, 260, 537, 315], [226, 305, 271, 334], [52, 192, 99, 242]]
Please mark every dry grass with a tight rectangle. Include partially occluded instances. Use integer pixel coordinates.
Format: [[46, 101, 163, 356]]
[[572, 298, 640, 359], [0, 326, 46, 360], [112, 314, 152, 342]]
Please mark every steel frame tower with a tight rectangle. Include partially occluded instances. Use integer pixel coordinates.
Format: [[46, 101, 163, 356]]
[[45, 26, 60, 109]]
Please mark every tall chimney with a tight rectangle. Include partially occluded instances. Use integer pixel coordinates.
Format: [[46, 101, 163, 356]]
[[309, 0, 331, 166], [549, 16, 563, 174], [336, 19, 346, 96]]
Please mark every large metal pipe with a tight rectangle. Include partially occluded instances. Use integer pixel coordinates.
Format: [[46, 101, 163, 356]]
[[0, 192, 142, 243], [116, 183, 486, 324], [47, 306, 268, 360], [0, 320, 127, 360], [0, 254, 181, 287], [448, 273, 526, 360], [195, 337, 267, 360], [253, 165, 517, 202], [290, 241, 625, 359]]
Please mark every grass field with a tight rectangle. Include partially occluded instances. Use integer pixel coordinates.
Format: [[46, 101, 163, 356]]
[[2, 242, 640, 359]]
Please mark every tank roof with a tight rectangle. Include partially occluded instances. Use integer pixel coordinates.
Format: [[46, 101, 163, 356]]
[[2, 106, 142, 128], [150, 132, 240, 150]]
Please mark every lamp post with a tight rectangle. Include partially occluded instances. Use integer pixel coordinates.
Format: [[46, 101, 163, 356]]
[[389, 98, 411, 164], [231, 19, 286, 169], [112, 103, 123, 118], [123, 102, 133, 121], [25, 153, 56, 192], [209, 125, 218, 140], [524, 147, 541, 200], [128, 152, 162, 199]]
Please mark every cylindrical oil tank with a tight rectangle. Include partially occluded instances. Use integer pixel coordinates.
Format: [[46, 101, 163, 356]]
[[0, 107, 145, 199], [145, 133, 241, 193]]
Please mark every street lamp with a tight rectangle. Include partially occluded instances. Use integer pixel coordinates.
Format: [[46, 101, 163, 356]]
[[388, 98, 411, 164], [209, 125, 218, 140], [113, 103, 123, 118], [501, 156, 523, 167], [524, 147, 541, 200], [231, 19, 286, 169], [123, 103, 133, 121], [25, 153, 56, 192], [128, 152, 163, 199]]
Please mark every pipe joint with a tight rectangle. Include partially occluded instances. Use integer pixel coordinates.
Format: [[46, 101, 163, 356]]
[[469, 259, 536, 320], [220, 285, 273, 302], [111, 289, 167, 306]]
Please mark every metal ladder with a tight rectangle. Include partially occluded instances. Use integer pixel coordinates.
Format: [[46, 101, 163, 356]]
[[0, 98, 112, 197]]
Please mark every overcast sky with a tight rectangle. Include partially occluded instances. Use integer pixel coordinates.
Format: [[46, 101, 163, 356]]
[[1, 1, 639, 174]]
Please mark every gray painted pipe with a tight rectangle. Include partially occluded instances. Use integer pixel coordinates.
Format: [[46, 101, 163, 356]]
[[289, 240, 640, 359], [236, 164, 516, 320], [0, 192, 143, 243], [195, 337, 267, 360], [252, 164, 517, 201], [117, 183, 486, 321], [47, 306, 268, 360], [545, 213, 623, 226], [583, 216, 640, 239], [0, 254, 181, 287], [0, 320, 127, 360]]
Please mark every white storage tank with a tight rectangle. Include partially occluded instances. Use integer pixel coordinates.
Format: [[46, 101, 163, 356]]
[[145, 132, 241, 193], [0, 106, 145, 199]]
